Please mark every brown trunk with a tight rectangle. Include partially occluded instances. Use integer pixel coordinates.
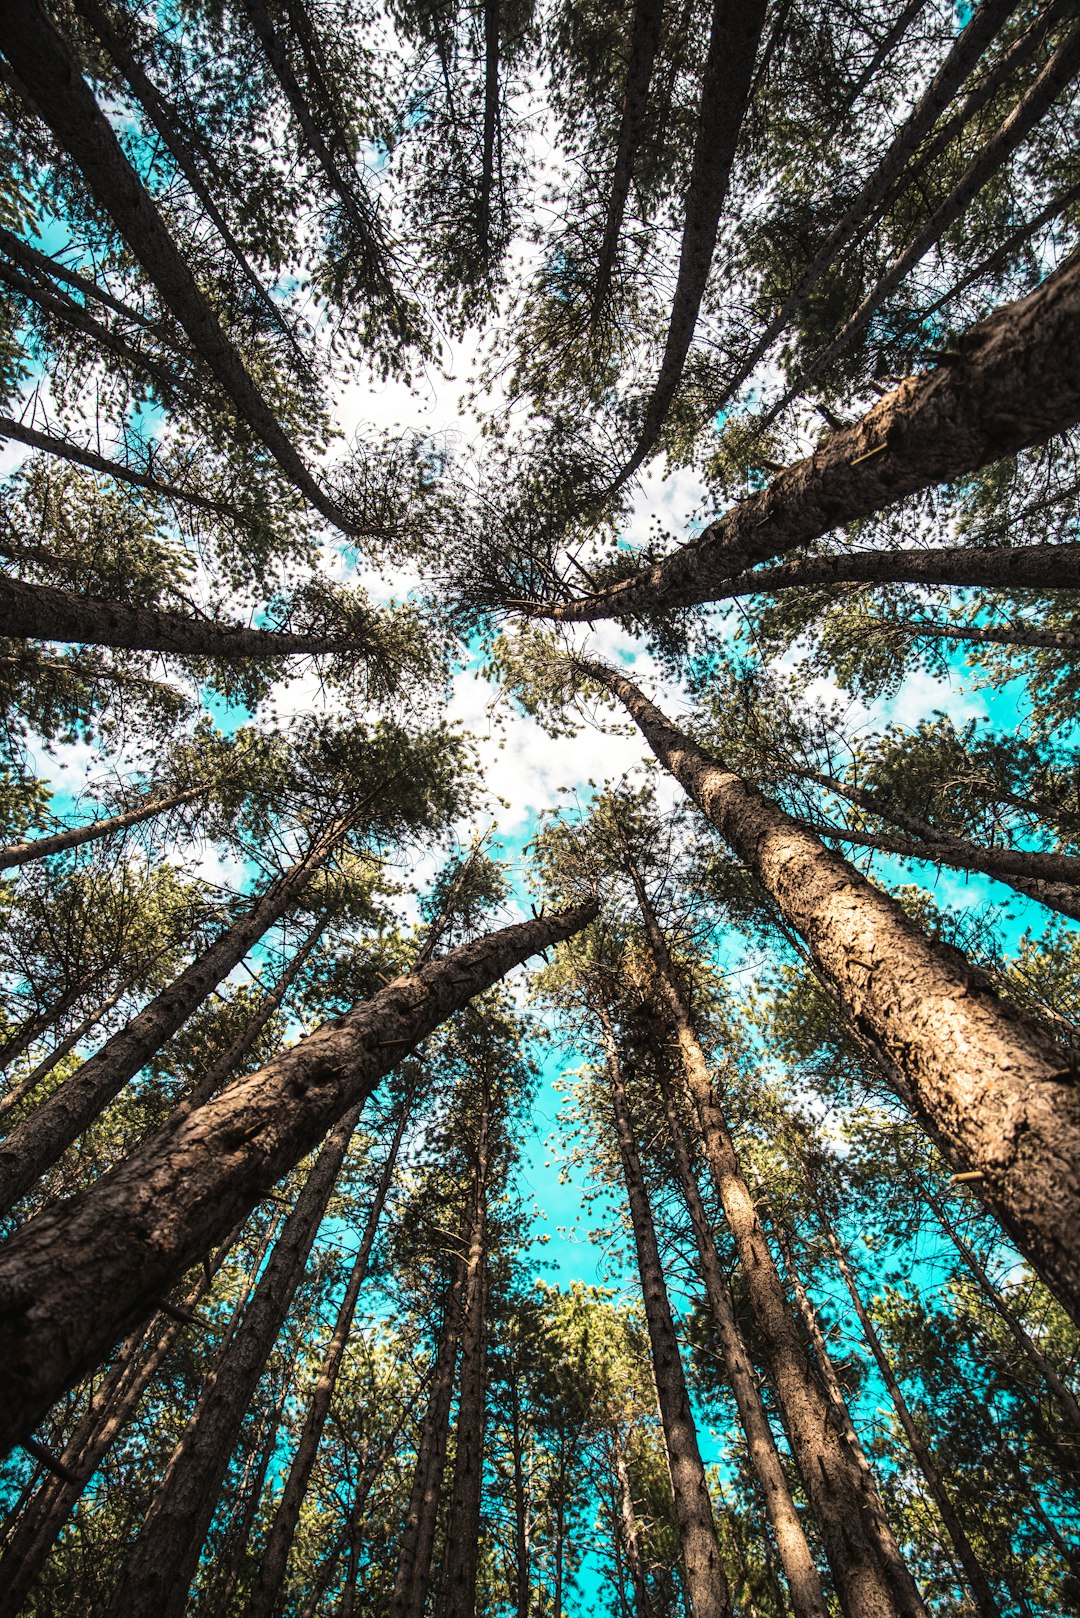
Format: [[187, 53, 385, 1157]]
[[0, 415, 239, 520], [0, 573, 373, 659], [0, 825, 342, 1214], [104, 1105, 361, 1618], [889, 616, 1080, 655], [211, 1373, 293, 1614], [0, 982, 127, 1125], [0, 966, 107, 1074], [628, 873, 927, 1618], [589, 660, 1080, 1323], [815, 1206, 1003, 1618], [614, 1440, 652, 1618], [509, 1379, 531, 1618], [439, 1091, 492, 1618], [0, 0, 355, 534], [0, 221, 160, 331], [705, 540, 1080, 603], [600, 1009, 731, 1618], [478, 0, 500, 252], [0, 781, 209, 872], [612, 0, 766, 488], [242, 1092, 410, 1618], [654, 1061, 828, 1618], [0, 901, 594, 1454], [590, 0, 663, 322], [540, 250, 1080, 620]]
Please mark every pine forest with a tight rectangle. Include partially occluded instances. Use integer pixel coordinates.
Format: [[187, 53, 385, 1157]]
[[1, 0, 1079, 1612]]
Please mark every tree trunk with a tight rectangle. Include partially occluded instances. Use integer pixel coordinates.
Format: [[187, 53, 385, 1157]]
[[0, 781, 209, 871], [0, 573, 373, 659], [707, 540, 1080, 603], [614, 1440, 652, 1618], [815, 1206, 1003, 1618], [590, 659, 1080, 1325], [590, 0, 664, 322], [478, 0, 500, 253], [538, 248, 1080, 620], [0, 221, 161, 331], [0, 982, 127, 1124], [612, 0, 767, 488], [0, 903, 595, 1461], [104, 1104, 361, 1618], [0, 824, 342, 1215], [0, 966, 109, 1075], [600, 1009, 731, 1618], [887, 616, 1080, 655], [440, 1086, 492, 1618], [628, 872, 928, 1618], [242, 1091, 410, 1618], [655, 1060, 828, 1618], [509, 1379, 531, 1618], [211, 1372, 292, 1614], [0, 0, 355, 534], [922, 1182, 1080, 1440]]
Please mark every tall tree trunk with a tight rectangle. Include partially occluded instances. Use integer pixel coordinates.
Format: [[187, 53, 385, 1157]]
[[0, 966, 110, 1075], [0, 0, 356, 534], [588, 659, 1080, 1324], [0, 221, 161, 330], [627, 871, 928, 1618], [0, 824, 343, 1214], [242, 1091, 411, 1618], [922, 1181, 1080, 1439], [440, 1087, 492, 1618], [478, 0, 500, 254], [600, 1008, 731, 1618], [0, 781, 210, 872], [0, 573, 374, 659], [611, 0, 766, 488], [538, 249, 1080, 621], [104, 1104, 361, 1618], [654, 1060, 828, 1618], [885, 616, 1080, 655], [0, 982, 128, 1125], [509, 1379, 531, 1618], [211, 1370, 293, 1614], [0, 902, 595, 1453], [812, 1204, 1004, 1618], [0, 1211, 255, 1618], [590, 0, 664, 323], [614, 1440, 652, 1618]]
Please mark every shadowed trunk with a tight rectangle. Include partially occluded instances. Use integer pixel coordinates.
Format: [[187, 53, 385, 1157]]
[[0, 781, 209, 871], [612, 0, 766, 488], [0, 982, 128, 1124], [0, 901, 595, 1456], [589, 659, 1080, 1325], [478, 0, 501, 253], [0, 0, 353, 533], [590, 0, 664, 322], [211, 1377, 292, 1614], [0, 823, 344, 1215], [614, 1440, 651, 1618], [242, 1092, 410, 1618], [600, 1007, 731, 1618], [0, 574, 374, 660], [104, 1106, 361, 1618], [628, 879, 926, 1618], [536, 250, 1080, 620], [654, 1059, 828, 1618], [883, 616, 1080, 655], [699, 540, 1080, 603]]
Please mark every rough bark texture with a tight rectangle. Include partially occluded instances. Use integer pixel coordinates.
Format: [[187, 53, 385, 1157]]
[[104, 1108, 359, 1618], [0, 983, 127, 1124], [612, 0, 766, 487], [614, 1442, 652, 1618], [589, 659, 1080, 1325], [212, 1378, 292, 1614], [242, 1096, 409, 1618], [0, 0, 354, 533], [0, 827, 341, 1215], [590, 0, 664, 321], [601, 1012, 731, 1618], [817, 1209, 1003, 1618], [440, 1092, 491, 1618], [892, 616, 1080, 654], [707, 540, 1080, 602], [0, 782, 208, 871], [539, 250, 1080, 620], [0, 901, 594, 1456], [0, 573, 368, 659], [656, 1061, 827, 1618], [630, 884, 926, 1618]]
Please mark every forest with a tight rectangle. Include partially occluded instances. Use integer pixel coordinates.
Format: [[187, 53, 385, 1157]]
[[0, 0, 1078, 1613]]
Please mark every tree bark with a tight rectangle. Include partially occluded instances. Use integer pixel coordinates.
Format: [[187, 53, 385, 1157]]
[[600, 1008, 731, 1618], [0, 0, 355, 534], [0, 221, 161, 331], [0, 573, 372, 659], [0, 781, 209, 872], [655, 1060, 828, 1618], [589, 659, 1080, 1325], [105, 1105, 361, 1618], [627, 881, 926, 1618], [211, 1375, 292, 1614], [614, 1440, 652, 1618], [536, 248, 1080, 620], [242, 1092, 410, 1618], [815, 1207, 1004, 1618], [590, 0, 663, 322], [0, 901, 595, 1455], [0, 982, 127, 1125], [478, 0, 501, 254], [701, 540, 1080, 603], [885, 616, 1080, 655], [0, 824, 343, 1215], [612, 0, 767, 488]]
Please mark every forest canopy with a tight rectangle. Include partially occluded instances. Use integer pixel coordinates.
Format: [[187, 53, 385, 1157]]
[[0, 0, 1078, 1614]]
